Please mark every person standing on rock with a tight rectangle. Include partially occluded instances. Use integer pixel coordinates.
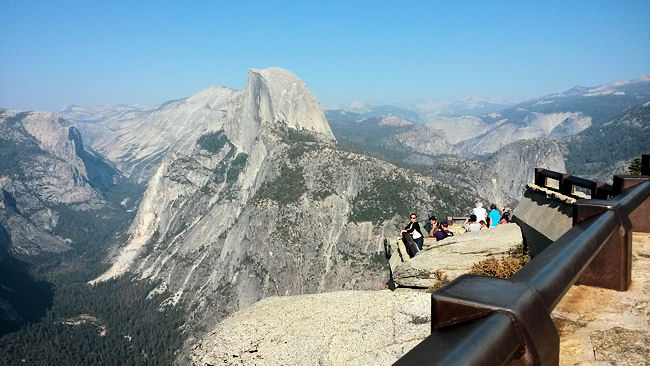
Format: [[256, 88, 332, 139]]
[[401, 213, 424, 252], [472, 201, 487, 224]]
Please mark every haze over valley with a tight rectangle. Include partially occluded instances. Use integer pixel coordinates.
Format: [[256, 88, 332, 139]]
[[1, 1, 649, 364], [2, 67, 649, 362]]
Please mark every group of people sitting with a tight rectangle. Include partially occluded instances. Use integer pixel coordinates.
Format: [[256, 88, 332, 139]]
[[399, 201, 512, 257], [400, 213, 455, 257], [464, 201, 511, 232]]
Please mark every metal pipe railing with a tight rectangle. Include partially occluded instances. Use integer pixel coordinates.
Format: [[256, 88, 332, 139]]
[[396, 174, 650, 366], [510, 212, 617, 310], [397, 313, 521, 366]]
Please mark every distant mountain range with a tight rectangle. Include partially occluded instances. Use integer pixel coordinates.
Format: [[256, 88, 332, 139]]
[[325, 96, 515, 123], [327, 75, 650, 157], [327, 75, 649, 203]]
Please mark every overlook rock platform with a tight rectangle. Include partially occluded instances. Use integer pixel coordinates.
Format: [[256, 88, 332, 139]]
[[189, 233, 650, 365], [189, 290, 431, 365], [189, 174, 649, 365], [389, 223, 525, 288]]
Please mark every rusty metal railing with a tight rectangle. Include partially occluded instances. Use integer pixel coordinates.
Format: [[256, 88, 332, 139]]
[[396, 158, 650, 365]]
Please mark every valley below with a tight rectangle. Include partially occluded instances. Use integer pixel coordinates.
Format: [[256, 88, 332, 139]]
[[1, 69, 649, 364]]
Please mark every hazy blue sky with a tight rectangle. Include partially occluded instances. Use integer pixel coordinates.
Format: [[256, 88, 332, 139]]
[[1, 1, 649, 111]]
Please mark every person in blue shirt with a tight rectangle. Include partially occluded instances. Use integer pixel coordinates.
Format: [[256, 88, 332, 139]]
[[488, 204, 501, 228]]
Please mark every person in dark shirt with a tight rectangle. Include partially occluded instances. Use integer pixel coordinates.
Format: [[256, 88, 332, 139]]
[[401, 213, 424, 251], [499, 211, 511, 224], [423, 216, 439, 237], [434, 222, 454, 241]]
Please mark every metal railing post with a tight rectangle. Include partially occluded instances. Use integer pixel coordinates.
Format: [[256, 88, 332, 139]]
[[534, 168, 546, 187], [572, 199, 632, 290], [613, 175, 650, 232], [558, 174, 572, 196]]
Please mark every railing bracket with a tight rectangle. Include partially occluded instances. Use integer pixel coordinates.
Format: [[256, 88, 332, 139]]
[[432, 275, 559, 365]]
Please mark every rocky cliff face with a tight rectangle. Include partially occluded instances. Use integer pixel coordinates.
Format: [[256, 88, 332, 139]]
[[92, 69, 475, 336], [0, 109, 117, 255], [458, 112, 591, 155], [487, 138, 567, 204], [390, 118, 459, 156], [0, 108, 125, 334], [421, 138, 566, 206], [72, 68, 334, 183], [425, 115, 487, 145]]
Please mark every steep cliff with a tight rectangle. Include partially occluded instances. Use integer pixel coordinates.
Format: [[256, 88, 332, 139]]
[[92, 70, 475, 336], [0, 109, 126, 336], [423, 138, 566, 206], [74, 68, 334, 183], [458, 112, 591, 155], [0, 109, 119, 255]]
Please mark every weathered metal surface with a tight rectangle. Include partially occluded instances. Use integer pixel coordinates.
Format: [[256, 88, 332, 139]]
[[534, 168, 625, 199], [572, 201, 631, 291], [430, 276, 559, 365], [613, 176, 650, 232], [395, 313, 522, 366]]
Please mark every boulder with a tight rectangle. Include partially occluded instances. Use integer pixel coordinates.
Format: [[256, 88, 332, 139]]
[[391, 223, 524, 288], [553, 232, 650, 364], [190, 290, 430, 365]]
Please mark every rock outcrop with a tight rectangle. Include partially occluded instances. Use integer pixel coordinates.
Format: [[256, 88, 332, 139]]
[[486, 138, 567, 205], [553, 233, 650, 364], [189, 290, 431, 365], [425, 137, 567, 207], [0, 109, 117, 255], [425, 115, 487, 145], [458, 112, 591, 155], [73, 68, 334, 182], [393, 123, 459, 156], [390, 224, 524, 288]]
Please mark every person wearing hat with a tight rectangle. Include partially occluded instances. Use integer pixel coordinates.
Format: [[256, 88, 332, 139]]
[[424, 216, 439, 237]]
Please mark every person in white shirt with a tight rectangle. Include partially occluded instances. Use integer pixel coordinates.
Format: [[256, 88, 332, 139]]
[[472, 201, 487, 224], [464, 214, 482, 232]]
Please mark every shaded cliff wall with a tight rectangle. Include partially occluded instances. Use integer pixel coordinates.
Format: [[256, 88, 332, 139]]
[[512, 184, 575, 257]]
